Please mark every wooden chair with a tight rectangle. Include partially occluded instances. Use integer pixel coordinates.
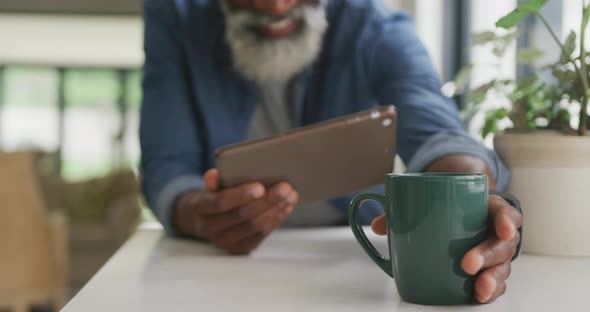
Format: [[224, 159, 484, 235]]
[[0, 152, 68, 312]]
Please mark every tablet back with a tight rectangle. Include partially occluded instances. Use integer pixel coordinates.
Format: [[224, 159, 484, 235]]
[[216, 105, 397, 204]]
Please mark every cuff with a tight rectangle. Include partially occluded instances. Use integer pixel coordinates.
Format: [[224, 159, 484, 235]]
[[155, 175, 205, 236], [406, 130, 510, 191]]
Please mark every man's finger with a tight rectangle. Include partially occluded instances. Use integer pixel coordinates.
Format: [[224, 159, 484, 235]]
[[211, 200, 293, 250], [266, 182, 298, 205], [227, 233, 266, 255], [198, 196, 280, 237], [183, 190, 216, 209], [477, 280, 507, 304], [200, 182, 265, 215], [461, 231, 520, 275], [240, 187, 297, 220], [489, 195, 523, 241], [371, 214, 387, 235], [204, 169, 219, 192], [475, 261, 511, 303]]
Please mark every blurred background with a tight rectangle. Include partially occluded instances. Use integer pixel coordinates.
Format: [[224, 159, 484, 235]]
[[0, 0, 581, 311]]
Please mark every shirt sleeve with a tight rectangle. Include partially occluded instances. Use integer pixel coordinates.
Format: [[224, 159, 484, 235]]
[[406, 130, 510, 191], [140, 0, 205, 235], [363, 11, 509, 191]]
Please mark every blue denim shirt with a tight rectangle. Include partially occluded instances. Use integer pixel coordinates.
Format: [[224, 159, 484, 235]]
[[140, 0, 510, 234]]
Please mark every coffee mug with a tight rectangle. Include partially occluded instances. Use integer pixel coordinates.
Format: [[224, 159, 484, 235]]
[[349, 173, 489, 305]]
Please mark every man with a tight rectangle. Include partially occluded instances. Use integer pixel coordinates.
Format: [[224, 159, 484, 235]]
[[140, 0, 523, 303]]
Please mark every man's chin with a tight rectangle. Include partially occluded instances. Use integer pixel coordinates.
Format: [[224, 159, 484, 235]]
[[223, 4, 328, 82]]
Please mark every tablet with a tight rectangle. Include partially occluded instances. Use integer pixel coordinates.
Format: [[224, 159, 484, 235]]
[[215, 105, 397, 204]]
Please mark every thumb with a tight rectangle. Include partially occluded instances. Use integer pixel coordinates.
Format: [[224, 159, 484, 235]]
[[370, 214, 387, 236], [203, 169, 219, 192]]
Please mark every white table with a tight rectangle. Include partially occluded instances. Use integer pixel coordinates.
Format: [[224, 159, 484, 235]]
[[61, 226, 590, 312]]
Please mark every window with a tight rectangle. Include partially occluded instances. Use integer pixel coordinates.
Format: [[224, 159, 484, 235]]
[[1, 67, 60, 151], [0, 67, 141, 181]]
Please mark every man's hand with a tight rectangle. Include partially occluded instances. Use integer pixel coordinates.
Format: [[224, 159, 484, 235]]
[[173, 169, 299, 255], [461, 195, 522, 303], [370, 195, 522, 304]]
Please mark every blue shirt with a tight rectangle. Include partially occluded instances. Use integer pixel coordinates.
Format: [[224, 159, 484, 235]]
[[140, 0, 510, 234]]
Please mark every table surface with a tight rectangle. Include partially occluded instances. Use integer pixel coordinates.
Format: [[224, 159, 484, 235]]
[[61, 226, 590, 312]]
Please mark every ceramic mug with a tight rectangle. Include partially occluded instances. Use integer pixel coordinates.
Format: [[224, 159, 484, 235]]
[[349, 173, 489, 305]]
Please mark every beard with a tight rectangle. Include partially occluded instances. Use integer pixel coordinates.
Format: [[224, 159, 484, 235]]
[[220, 0, 328, 83]]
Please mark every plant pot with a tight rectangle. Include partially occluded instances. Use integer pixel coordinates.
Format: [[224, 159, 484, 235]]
[[494, 131, 590, 256]]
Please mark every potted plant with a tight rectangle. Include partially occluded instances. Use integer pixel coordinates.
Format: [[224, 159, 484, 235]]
[[456, 0, 590, 256]]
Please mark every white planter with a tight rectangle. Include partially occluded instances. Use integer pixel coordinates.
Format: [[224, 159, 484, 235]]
[[494, 132, 590, 256]]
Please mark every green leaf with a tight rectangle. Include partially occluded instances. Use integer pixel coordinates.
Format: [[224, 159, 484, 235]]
[[583, 4, 590, 32], [467, 90, 487, 107], [500, 31, 519, 43], [529, 95, 547, 111], [496, 0, 547, 29], [471, 31, 497, 45], [556, 108, 572, 123], [454, 64, 473, 92], [482, 118, 498, 139], [511, 76, 541, 100], [466, 81, 496, 107], [552, 67, 577, 82], [496, 108, 509, 119], [481, 108, 510, 138], [520, 0, 548, 12], [496, 9, 530, 29], [482, 112, 501, 139], [517, 48, 545, 63], [492, 32, 518, 57], [493, 45, 508, 58], [560, 31, 576, 64], [474, 81, 497, 94], [527, 119, 538, 129]]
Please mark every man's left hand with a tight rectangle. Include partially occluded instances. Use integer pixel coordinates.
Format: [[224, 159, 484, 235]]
[[370, 194, 523, 304]]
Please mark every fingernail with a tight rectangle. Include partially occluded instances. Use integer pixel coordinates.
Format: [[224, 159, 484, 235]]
[[502, 215, 516, 239], [473, 254, 484, 273], [278, 187, 290, 199], [249, 186, 264, 198], [509, 223, 517, 239], [482, 278, 495, 302]]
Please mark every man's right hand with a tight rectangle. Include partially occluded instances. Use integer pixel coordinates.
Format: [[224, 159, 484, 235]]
[[173, 169, 299, 255]]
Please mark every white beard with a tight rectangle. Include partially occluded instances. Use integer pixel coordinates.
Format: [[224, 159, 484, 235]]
[[220, 0, 328, 83]]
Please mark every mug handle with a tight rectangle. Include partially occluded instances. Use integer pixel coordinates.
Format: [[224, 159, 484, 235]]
[[348, 192, 394, 278]]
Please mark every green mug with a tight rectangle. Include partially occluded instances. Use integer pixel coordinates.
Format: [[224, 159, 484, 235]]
[[349, 173, 489, 305]]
